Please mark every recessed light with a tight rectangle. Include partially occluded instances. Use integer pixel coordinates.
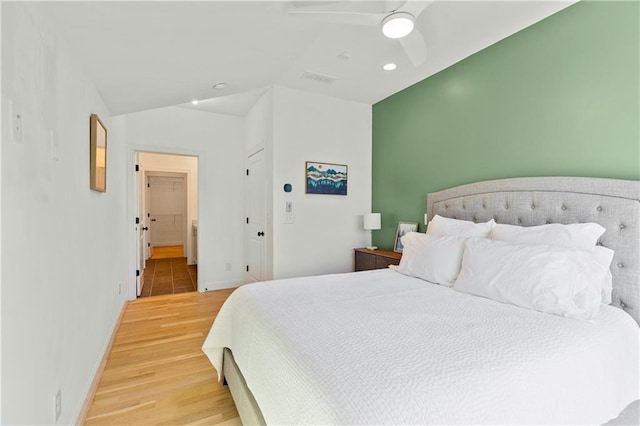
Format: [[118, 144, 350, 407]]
[[381, 12, 415, 39], [383, 63, 397, 71], [212, 82, 228, 90], [191, 100, 199, 105]]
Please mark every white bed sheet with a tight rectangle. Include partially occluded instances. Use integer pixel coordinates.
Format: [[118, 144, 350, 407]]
[[202, 269, 640, 425]]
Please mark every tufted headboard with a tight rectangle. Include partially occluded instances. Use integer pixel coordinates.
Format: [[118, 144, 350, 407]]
[[426, 177, 640, 326]]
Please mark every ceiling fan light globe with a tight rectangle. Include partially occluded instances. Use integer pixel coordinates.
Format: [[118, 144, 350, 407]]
[[381, 12, 415, 39]]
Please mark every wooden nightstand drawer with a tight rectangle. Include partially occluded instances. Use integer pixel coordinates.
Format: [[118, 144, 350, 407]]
[[375, 255, 400, 269], [354, 248, 401, 272], [355, 250, 376, 271]]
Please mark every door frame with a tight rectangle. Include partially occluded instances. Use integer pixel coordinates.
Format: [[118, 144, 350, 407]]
[[127, 146, 202, 301], [135, 152, 145, 296]]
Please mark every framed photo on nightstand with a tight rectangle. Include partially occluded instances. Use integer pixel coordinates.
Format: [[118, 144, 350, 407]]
[[393, 222, 418, 253]]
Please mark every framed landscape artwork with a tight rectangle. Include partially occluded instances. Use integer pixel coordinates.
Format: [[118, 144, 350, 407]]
[[305, 162, 347, 195]]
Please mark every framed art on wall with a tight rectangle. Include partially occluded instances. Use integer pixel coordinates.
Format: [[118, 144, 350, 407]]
[[394, 222, 418, 253], [305, 161, 347, 195], [90, 113, 107, 192]]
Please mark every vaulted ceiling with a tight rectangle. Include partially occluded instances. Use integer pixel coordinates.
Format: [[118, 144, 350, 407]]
[[42, 1, 576, 116]]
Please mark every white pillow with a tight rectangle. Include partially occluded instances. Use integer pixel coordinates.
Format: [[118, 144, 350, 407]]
[[489, 222, 606, 249], [397, 232, 467, 287], [426, 215, 495, 238], [601, 269, 613, 305], [489, 221, 611, 304], [453, 238, 614, 321]]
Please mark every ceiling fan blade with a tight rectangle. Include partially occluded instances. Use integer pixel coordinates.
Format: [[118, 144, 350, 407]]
[[385, 0, 407, 13], [400, 28, 427, 66], [288, 10, 381, 27], [400, 0, 433, 18], [288, 1, 389, 15]]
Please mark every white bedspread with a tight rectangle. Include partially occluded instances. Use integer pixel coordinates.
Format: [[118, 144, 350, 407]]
[[202, 269, 640, 425]]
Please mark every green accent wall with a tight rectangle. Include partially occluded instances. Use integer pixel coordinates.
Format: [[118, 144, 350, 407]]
[[372, 1, 640, 249]]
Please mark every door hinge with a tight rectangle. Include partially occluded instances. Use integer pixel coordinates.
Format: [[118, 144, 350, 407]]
[[135, 164, 139, 172], [246, 265, 249, 272], [136, 269, 140, 277], [147, 212, 150, 217], [246, 169, 249, 176], [135, 217, 140, 224], [246, 217, 249, 224], [147, 242, 150, 247], [147, 183, 150, 188]]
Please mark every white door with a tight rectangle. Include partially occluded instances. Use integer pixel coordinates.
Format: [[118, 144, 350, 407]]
[[143, 174, 150, 261], [246, 150, 266, 282], [148, 175, 186, 250], [135, 153, 145, 296]]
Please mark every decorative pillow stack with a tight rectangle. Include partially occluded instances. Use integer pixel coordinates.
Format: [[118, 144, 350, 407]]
[[398, 215, 494, 287], [397, 215, 613, 321]]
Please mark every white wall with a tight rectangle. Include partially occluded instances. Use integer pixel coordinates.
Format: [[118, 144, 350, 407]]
[[139, 152, 198, 264], [0, 4, 3, 419], [242, 87, 372, 281], [271, 87, 372, 279], [123, 106, 245, 293], [1, 3, 128, 424]]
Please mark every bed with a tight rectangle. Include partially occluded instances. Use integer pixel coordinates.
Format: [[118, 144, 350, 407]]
[[202, 176, 640, 425]]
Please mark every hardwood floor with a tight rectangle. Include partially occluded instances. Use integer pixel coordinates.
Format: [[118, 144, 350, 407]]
[[83, 289, 240, 425], [150, 245, 185, 259]]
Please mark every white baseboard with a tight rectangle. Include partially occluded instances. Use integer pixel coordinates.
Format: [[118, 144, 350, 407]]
[[199, 279, 244, 292], [75, 300, 127, 425]]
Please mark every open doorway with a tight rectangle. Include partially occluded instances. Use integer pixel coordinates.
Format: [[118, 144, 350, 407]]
[[136, 152, 198, 297]]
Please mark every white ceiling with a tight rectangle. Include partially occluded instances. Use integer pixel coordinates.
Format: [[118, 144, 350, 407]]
[[42, 1, 576, 117]]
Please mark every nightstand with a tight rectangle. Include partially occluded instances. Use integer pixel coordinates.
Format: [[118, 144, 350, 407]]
[[354, 248, 402, 272]]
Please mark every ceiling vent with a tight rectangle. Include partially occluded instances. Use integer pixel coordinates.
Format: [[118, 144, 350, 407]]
[[301, 71, 337, 85]]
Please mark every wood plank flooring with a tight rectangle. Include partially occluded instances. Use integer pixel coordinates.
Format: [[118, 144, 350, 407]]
[[83, 289, 240, 425], [150, 245, 185, 260]]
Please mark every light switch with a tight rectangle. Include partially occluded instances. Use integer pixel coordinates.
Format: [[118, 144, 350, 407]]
[[9, 101, 23, 143], [14, 114, 23, 143], [285, 201, 292, 213]]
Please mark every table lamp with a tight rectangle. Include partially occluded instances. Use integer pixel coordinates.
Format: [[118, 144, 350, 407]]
[[364, 213, 381, 250]]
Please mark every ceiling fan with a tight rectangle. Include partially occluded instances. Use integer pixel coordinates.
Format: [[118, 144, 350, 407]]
[[288, 1, 433, 66]]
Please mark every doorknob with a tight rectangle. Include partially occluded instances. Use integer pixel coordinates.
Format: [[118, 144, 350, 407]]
[[142, 227, 149, 231], [150, 218, 157, 222], [257, 231, 265, 237]]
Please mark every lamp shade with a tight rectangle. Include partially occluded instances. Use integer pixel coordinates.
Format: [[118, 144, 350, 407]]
[[363, 213, 381, 230]]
